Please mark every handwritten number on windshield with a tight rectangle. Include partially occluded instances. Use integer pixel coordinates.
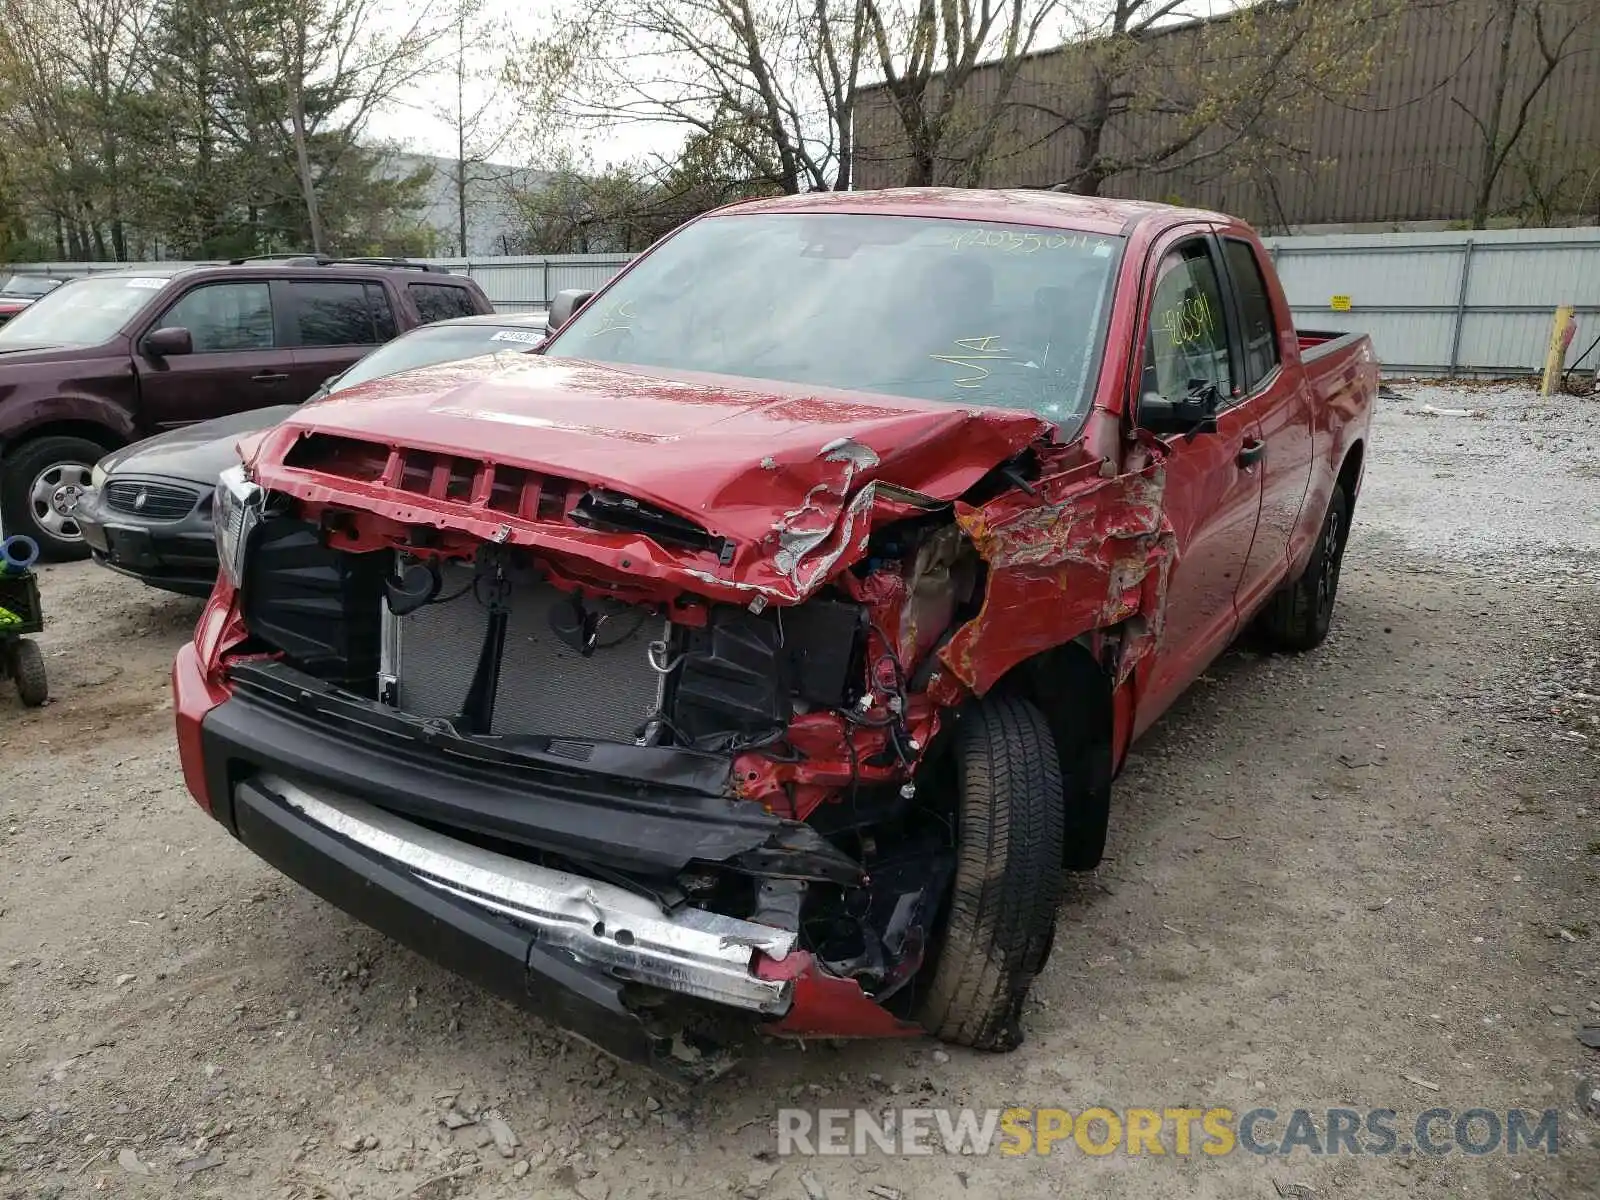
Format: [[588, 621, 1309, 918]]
[[931, 335, 1014, 388], [934, 229, 1107, 255], [585, 300, 636, 338]]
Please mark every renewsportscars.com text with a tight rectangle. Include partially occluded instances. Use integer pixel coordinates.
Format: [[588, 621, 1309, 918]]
[[777, 1107, 1560, 1158]]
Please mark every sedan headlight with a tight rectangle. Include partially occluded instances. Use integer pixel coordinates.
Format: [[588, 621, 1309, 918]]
[[90, 462, 108, 490], [214, 465, 264, 587]]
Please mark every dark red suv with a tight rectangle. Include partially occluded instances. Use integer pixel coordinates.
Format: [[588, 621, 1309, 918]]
[[0, 256, 494, 559]]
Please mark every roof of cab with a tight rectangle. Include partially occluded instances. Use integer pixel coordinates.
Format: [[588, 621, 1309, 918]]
[[712, 187, 1230, 236]]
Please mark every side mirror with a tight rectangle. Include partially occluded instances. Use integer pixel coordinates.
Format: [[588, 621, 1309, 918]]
[[546, 289, 594, 332], [305, 375, 340, 404], [1138, 381, 1221, 438], [142, 326, 193, 358]]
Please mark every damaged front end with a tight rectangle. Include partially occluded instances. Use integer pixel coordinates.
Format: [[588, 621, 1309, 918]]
[[185, 393, 1173, 1075]]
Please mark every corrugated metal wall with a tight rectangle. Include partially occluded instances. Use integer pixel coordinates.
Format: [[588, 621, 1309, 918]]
[[853, 0, 1600, 228], [11, 230, 1596, 374], [420, 255, 635, 310], [1262, 226, 1600, 373]]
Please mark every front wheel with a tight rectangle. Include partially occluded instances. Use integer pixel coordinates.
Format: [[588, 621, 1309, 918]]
[[1258, 484, 1349, 652], [1, 435, 109, 561], [915, 694, 1065, 1051]]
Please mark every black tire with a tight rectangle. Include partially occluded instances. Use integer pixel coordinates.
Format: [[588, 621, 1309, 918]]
[[1259, 484, 1349, 652], [0, 434, 109, 561], [915, 694, 1065, 1051], [12, 638, 47, 707]]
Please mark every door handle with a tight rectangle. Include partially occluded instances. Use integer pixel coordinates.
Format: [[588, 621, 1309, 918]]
[[1237, 439, 1266, 468], [252, 372, 289, 384]]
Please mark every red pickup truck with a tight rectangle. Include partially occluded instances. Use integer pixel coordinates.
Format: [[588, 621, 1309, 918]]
[[174, 190, 1377, 1074]]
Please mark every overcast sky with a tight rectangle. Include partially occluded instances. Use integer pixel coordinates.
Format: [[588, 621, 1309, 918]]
[[362, 0, 1240, 172], [363, 0, 685, 170]]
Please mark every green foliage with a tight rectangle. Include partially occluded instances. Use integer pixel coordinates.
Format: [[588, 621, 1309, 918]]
[[0, 0, 444, 262], [508, 117, 781, 255]]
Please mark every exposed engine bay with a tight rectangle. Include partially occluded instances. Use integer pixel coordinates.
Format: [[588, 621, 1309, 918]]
[[203, 371, 1180, 1055], [232, 501, 992, 1018]]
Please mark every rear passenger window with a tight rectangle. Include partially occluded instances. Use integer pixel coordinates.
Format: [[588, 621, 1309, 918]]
[[1223, 239, 1280, 387], [410, 282, 478, 324], [292, 281, 383, 346], [156, 282, 274, 352]]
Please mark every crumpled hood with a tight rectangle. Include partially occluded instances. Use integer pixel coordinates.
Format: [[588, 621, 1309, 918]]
[[101, 404, 299, 482], [262, 354, 1057, 553]]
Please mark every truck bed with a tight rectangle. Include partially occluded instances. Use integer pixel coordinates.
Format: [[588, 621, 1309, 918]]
[[1297, 329, 1365, 361]]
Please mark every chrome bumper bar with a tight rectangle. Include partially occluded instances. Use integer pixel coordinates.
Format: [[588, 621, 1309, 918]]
[[263, 776, 797, 1014]]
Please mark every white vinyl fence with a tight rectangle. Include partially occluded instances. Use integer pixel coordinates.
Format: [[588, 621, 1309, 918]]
[[13, 226, 1600, 377]]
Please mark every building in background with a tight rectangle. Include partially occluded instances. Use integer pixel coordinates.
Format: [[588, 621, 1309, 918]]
[[851, 0, 1600, 231], [382, 153, 552, 257]]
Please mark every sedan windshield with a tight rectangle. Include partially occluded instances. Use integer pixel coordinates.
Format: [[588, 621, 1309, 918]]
[[330, 319, 548, 394], [0, 275, 167, 348], [0, 275, 62, 298], [544, 212, 1122, 427]]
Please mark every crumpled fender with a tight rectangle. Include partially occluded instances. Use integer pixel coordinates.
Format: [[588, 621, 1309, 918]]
[[929, 448, 1176, 703]]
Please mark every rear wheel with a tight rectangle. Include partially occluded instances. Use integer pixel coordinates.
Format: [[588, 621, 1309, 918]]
[[1, 435, 108, 561], [1258, 484, 1349, 652], [915, 694, 1064, 1051], [11, 638, 47, 707]]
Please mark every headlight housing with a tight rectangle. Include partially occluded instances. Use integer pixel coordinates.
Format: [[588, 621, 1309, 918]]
[[90, 462, 108, 490], [213, 465, 264, 587]]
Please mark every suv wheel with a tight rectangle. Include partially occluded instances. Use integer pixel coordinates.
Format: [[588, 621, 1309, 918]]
[[1, 435, 107, 561]]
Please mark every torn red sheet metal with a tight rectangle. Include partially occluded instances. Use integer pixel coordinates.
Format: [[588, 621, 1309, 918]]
[[732, 702, 943, 817], [756, 952, 924, 1039], [930, 454, 1177, 703]]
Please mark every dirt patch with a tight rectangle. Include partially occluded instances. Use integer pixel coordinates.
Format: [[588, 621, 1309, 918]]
[[1, 383, 1596, 1199]]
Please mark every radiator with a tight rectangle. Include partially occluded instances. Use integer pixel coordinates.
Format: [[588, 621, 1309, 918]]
[[380, 559, 667, 742]]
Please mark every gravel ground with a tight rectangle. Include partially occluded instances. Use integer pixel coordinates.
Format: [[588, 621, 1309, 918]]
[[2, 380, 1597, 1200]]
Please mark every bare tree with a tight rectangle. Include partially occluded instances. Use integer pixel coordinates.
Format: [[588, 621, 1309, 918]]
[[217, 0, 452, 253], [858, 0, 1065, 186], [511, 0, 868, 194], [1449, 0, 1588, 228], [425, 0, 521, 256], [986, 0, 1396, 197]]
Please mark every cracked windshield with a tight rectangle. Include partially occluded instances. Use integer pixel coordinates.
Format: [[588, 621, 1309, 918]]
[[545, 213, 1122, 429]]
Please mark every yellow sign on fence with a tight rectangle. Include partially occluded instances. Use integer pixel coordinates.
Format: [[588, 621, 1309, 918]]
[[1330, 295, 1352, 312]]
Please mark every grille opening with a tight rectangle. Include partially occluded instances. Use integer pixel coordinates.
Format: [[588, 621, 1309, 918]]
[[283, 433, 389, 482], [569, 488, 724, 555], [399, 452, 433, 494], [488, 466, 529, 516], [535, 482, 568, 522], [445, 458, 477, 501]]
